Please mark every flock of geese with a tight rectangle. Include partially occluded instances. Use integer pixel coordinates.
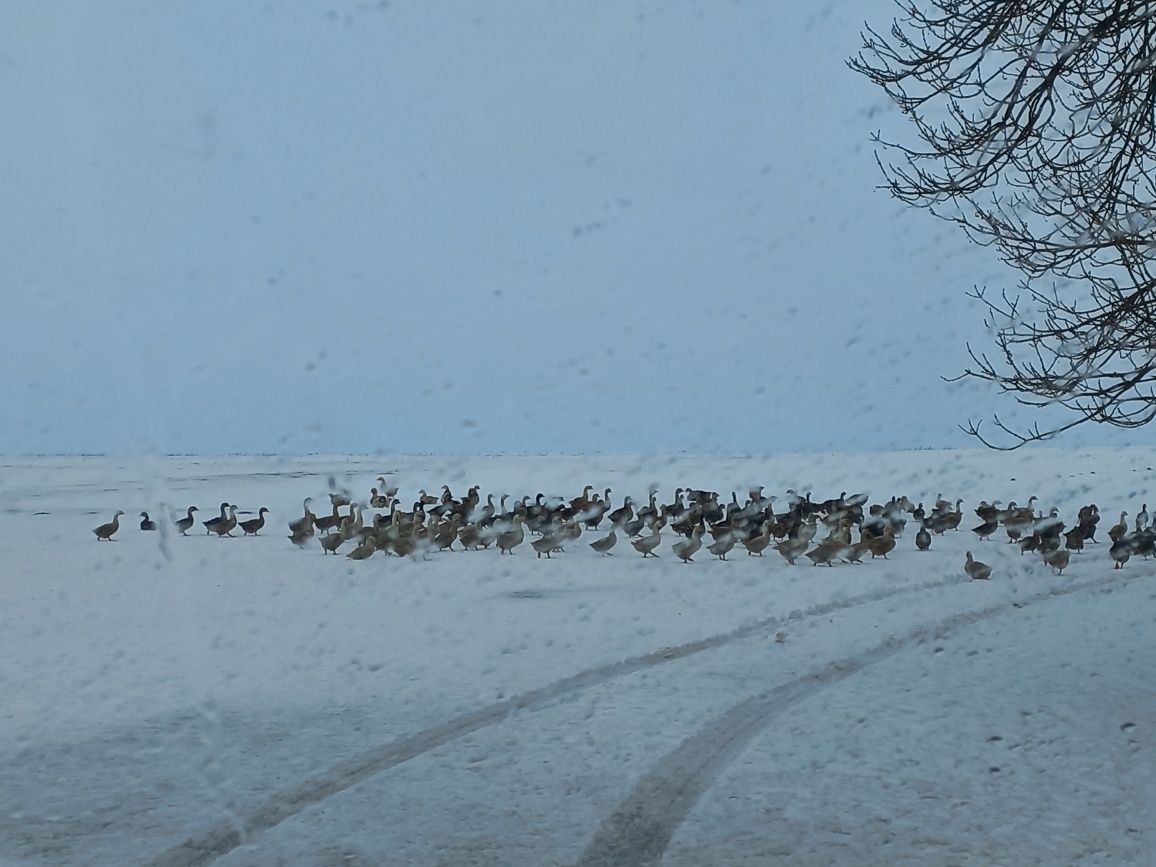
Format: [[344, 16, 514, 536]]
[[91, 478, 1156, 580]]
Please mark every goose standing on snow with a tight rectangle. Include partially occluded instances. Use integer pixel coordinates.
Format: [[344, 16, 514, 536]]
[[708, 533, 737, 561], [1043, 547, 1070, 575], [631, 525, 663, 558], [175, 506, 198, 536], [346, 535, 377, 560], [964, 551, 991, 581], [139, 511, 156, 531], [208, 505, 238, 538], [1110, 537, 1132, 569], [589, 528, 617, 556], [915, 523, 931, 551], [1109, 512, 1129, 543], [288, 498, 316, 535], [93, 511, 124, 541], [497, 515, 526, 554], [203, 502, 229, 535], [1136, 504, 1149, 532], [239, 507, 269, 536], [673, 525, 704, 563]]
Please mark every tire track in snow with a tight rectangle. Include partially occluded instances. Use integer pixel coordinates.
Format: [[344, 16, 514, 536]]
[[148, 574, 967, 867], [573, 572, 1139, 867]]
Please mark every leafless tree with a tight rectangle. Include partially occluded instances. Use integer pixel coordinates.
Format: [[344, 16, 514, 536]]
[[850, 0, 1156, 448]]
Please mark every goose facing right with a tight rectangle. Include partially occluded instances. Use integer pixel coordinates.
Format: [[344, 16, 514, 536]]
[[239, 507, 269, 536], [93, 511, 125, 541], [175, 506, 198, 536], [589, 529, 617, 556]]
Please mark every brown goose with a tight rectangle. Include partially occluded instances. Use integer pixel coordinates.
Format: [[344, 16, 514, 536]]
[[915, 523, 931, 551], [433, 516, 461, 552], [707, 533, 737, 561], [139, 511, 156, 531], [569, 485, 594, 511], [288, 514, 316, 547], [1109, 512, 1129, 543], [320, 517, 352, 554], [589, 529, 617, 556], [844, 532, 870, 564], [866, 524, 896, 559], [631, 525, 663, 558], [531, 532, 562, 558], [208, 505, 238, 537], [175, 506, 198, 536], [203, 502, 229, 535], [93, 511, 125, 541], [775, 536, 809, 565], [497, 515, 526, 554], [314, 501, 343, 536], [346, 535, 377, 560], [805, 538, 842, 566], [964, 551, 991, 581], [1043, 547, 1070, 575], [237, 507, 269, 536], [288, 498, 316, 535], [607, 497, 634, 530], [458, 523, 485, 551], [672, 525, 704, 563], [742, 521, 772, 557]]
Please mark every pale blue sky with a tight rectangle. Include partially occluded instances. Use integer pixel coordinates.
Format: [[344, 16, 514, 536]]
[[0, 0, 1127, 454]]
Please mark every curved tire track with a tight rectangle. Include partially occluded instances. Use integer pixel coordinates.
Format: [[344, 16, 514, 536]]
[[574, 572, 1138, 867], [148, 574, 966, 866]]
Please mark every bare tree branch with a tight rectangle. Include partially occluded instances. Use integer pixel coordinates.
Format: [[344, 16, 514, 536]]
[[852, 1, 1156, 448]]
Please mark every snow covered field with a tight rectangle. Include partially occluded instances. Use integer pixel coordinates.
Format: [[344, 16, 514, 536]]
[[2, 450, 1154, 866]]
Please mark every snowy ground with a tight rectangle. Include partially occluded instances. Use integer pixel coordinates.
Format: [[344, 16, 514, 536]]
[[1, 450, 1154, 866]]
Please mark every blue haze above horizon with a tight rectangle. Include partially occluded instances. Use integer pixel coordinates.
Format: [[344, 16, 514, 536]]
[[1, 0, 1137, 455]]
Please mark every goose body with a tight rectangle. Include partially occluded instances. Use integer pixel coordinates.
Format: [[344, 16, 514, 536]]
[[964, 551, 991, 581], [631, 526, 662, 557], [971, 519, 997, 541], [742, 522, 772, 556], [1043, 547, 1070, 575], [1110, 537, 1132, 569], [346, 535, 377, 560], [804, 539, 841, 567], [1109, 512, 1128, 543], [672, 525, 704, 563], [139, 511, 156, 531], [320, 518, 352, 555], [203, 502, 229, 535], [497, 515, 526, 554], [707, 534, 736, 560], [239, 507, 269, 536], [915, 524, 931, 551], [589, 529, 617, 556], [288, 499, 315, 535], [288, 516, 316, 547], [175, 506, 198, 536], [775, 537, 808, 565], [93, 511, 124, 541], [208, 505, 238, 537], [531, 533, 561, 558]]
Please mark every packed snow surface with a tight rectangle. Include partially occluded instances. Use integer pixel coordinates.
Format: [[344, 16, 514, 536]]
[[2, 450, 1154, 866]]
